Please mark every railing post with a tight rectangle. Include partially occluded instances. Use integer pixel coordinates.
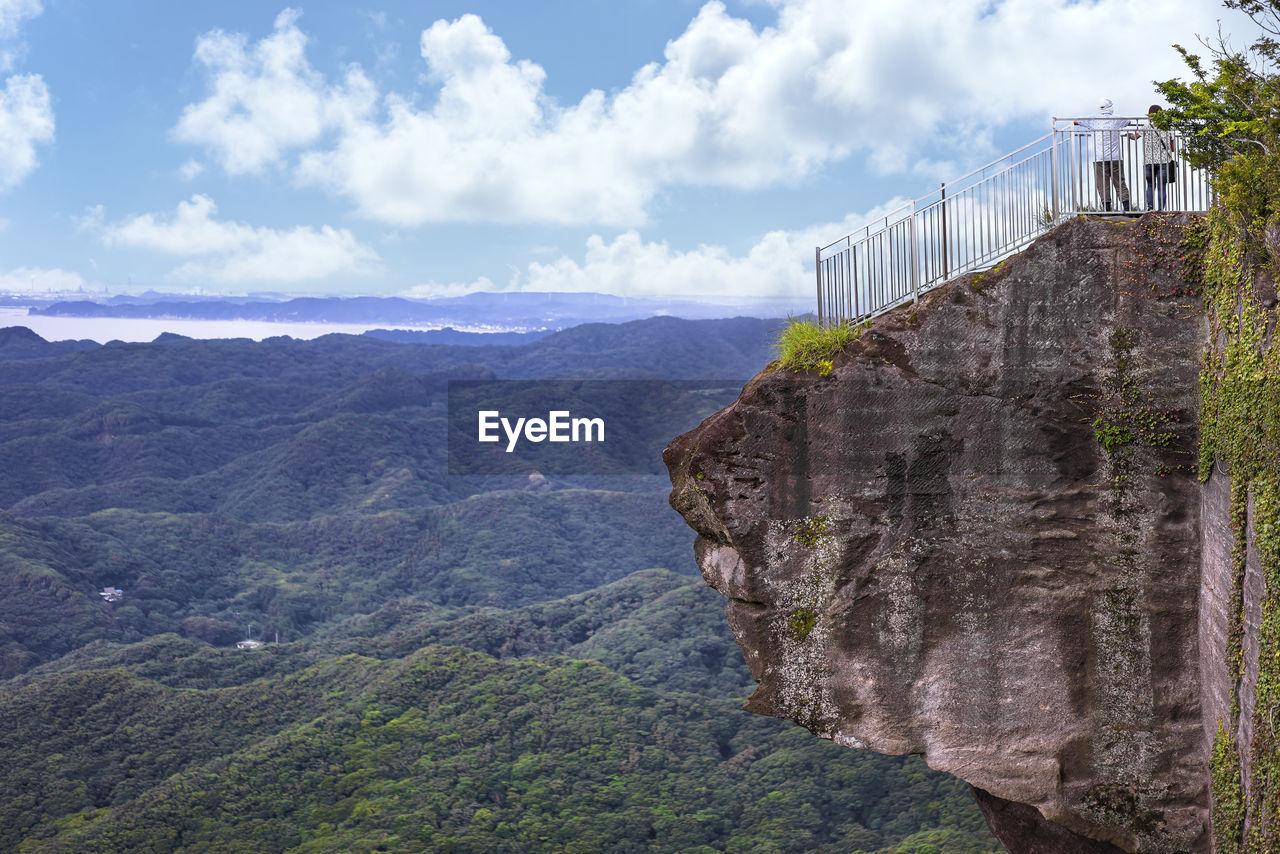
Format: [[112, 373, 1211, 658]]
[[909, 199, 919, 304], [1068, 124, 1079, 213], [814, 246, 823, 325], [1049, 122, 1059, 226], [941, 183, 948, 281]]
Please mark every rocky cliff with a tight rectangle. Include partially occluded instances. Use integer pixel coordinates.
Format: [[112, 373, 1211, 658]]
[[665, 215, 1220, 853]]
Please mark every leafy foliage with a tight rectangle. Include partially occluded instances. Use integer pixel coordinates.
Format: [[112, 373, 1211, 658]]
[[327, 569, 758, 698], [0, 492, 700, 673], [0, 646, 999, 853], [1157, 2, 1280, 283], [1156, 1, 1280, 170]]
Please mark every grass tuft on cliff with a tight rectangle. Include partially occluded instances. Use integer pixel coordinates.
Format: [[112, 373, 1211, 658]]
[[774, 318, 860, 373]]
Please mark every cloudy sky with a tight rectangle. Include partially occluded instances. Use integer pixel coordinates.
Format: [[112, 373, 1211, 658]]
[[0, 0, 1253, 305]]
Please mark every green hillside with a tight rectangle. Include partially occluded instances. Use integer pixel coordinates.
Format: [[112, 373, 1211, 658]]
[[0, 322, 1002, 852], [2, 641, 997, 854]]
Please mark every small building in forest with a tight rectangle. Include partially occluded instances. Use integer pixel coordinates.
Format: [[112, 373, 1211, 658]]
[[99, 587, 123, 602]]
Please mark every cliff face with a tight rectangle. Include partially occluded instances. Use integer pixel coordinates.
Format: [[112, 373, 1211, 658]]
[[665, 216, 1214, 853]]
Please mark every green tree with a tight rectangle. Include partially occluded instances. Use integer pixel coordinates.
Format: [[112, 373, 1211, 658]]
[[1156, 1, 1280, 170], [1156, 1, 1280, 279]]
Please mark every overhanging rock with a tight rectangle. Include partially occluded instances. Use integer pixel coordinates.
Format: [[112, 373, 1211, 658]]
[[666, 215, 1212, 853]]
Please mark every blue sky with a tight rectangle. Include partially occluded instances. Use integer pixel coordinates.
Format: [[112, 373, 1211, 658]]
[[0, 0, 1254, 305]]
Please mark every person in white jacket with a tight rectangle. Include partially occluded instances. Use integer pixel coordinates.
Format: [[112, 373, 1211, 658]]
[[1074, 99, 1131, 212]]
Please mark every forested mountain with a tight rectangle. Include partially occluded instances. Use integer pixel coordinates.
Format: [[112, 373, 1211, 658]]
[[0, 320, 1002, 852], [1, 643, 994, 853], [0, 325, 97, 360]]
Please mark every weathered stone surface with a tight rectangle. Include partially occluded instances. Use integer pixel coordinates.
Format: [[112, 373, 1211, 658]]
[[665, 216, 1210, 853], [974, 787, 1127, 853], [1198, 463, 1237, 821]]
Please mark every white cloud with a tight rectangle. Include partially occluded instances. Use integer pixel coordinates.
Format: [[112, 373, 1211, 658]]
[[178, 0, 1241, 227], [0, 0, 39, 40], [173, 8, 376, 175], [518, 231, 801, 299], [75, 203, 104, 231], [99, 194, 381, 285], [0, 0, 51, 191], [399, 275, 499, 300], [0, 265, 88, 292], [0, 72, 52, 190], [438, 198, 910, 302], [178, 159, 204, 180], [0, 0, 38, 70]]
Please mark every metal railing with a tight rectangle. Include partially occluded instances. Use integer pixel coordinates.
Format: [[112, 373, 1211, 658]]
[[815, 117, 1214, 325]]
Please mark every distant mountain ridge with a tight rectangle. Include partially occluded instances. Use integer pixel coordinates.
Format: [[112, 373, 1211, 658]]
[[363, 327, 553, 346], [0, 325, 97, 360], [0, 314, 782, 378], [27, 291, 800, 330]]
